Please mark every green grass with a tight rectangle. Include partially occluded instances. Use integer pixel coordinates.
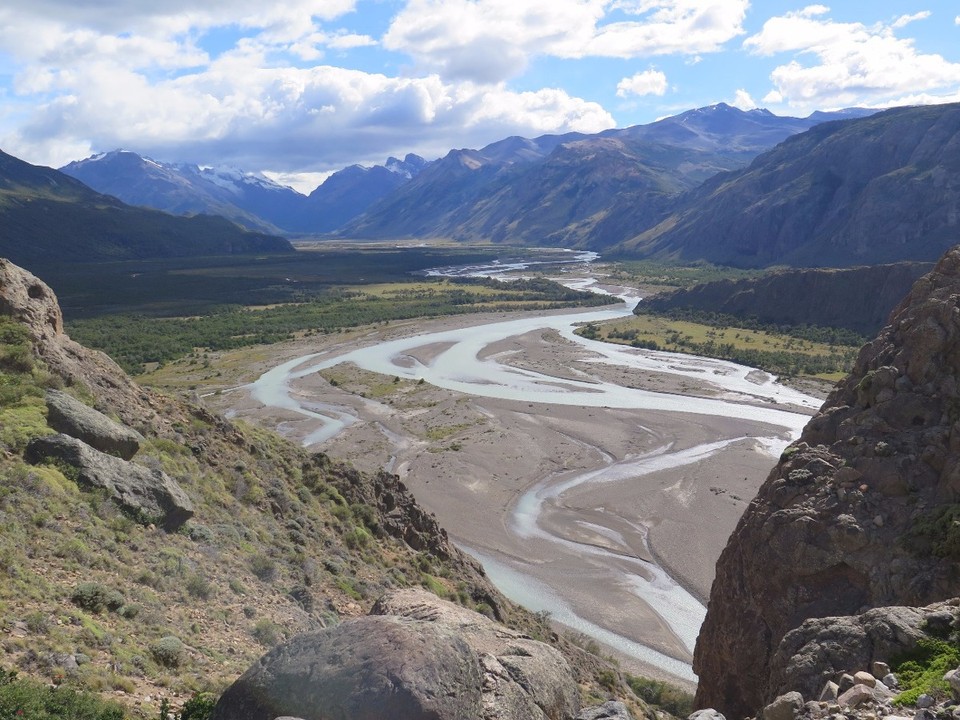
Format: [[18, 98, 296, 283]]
[[578, 313, 859, 380], [892, 637, 960, 705]]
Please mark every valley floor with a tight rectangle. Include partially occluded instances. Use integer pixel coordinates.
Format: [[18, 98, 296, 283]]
[[183, 299, 825, 688]]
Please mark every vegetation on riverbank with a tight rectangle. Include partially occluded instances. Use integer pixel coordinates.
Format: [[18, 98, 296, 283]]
[[577, 312, 861, 380], [66, 268, 615, 375]]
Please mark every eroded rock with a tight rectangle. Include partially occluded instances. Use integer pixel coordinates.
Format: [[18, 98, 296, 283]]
[[25, 434, 193, 528], [213, 589, 579, 720], [45, 389, 144, 459]]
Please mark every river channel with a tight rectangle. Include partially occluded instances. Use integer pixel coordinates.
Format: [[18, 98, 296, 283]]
[[243, 255, 821, 684]]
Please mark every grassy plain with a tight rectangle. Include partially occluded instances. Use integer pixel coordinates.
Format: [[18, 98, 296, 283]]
[[578, 314, 858, 380]]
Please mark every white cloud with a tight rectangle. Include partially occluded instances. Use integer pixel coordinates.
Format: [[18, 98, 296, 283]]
[[891, 11, 930, 30], [4, 58, 615, 171], [955, 15, 960, 26], [744, 9, 960, 111], [730, 89, 756, 110], [384, 0, 748, 83], [0, 2, 616, 172], [616, 69, 668, 98]]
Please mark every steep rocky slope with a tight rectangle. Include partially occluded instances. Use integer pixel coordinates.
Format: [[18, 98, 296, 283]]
[[693, 245, 960, 718], [0, 257, 646, 718], [639, 262, 931, 336], [619, 103, 960, 267]]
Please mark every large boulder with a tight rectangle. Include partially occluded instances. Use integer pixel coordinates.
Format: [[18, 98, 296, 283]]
[[694, 246, 960, 719], [212, 589, 579, 720], [25, 434, 193, 528], [45, 389, 143, 459], [767, 601, 958, 704]]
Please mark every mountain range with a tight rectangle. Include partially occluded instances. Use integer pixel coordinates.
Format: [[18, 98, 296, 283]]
[[61, 151, 428, 235], [617, 102, 960, 267], [56, 104, 871, 246], [0, 149, 292, 271], [9, 100, 960, 273], [341, 104, 873, 247]]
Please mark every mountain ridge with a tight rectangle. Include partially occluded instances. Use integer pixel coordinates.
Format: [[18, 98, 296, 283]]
[[616, 102, 960, 267], [0, 149, 292, 273]]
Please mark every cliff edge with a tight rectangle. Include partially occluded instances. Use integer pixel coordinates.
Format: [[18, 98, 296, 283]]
[[693, 245, 960, 718]]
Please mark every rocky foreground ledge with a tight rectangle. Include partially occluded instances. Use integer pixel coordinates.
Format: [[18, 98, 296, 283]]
[[695, 245, 960, 719]]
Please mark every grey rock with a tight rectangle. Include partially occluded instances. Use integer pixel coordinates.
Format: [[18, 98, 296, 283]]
[[915, 709, 937, 720], [688, 710, 726, 720], [837, 684, 874, 708], [916, 694, 936, 708], [854, 671, 876, 688], [872, 661, 891, 678], [883, 673, 900, 689], [213, 589, 578, 720], [818, 681, 839, 703], [763, 692, 804, 720], [693, 247, 960, 720], [45, 389, 143, 460], [25, 434, 193, 528], [946, 668, 960, 700], [766, 603, 945, 704], [838, 674, 855, 694], [578, 700, 634, 719], [923, 610, 955, 634]]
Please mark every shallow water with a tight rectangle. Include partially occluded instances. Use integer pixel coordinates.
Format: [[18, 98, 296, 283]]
[[247, 261, 821, 680]]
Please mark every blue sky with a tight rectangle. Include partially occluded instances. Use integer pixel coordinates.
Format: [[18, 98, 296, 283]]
[[1, 1, 958, 191]]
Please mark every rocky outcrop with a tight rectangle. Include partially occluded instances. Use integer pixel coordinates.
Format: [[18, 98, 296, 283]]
[[768, 600, 957, 703], [212, 588, 580, 720], [694, 246, 960, 718], [0, 258, 168, 434], [25, 434, 193, 528], [45, 389, 144, 459]]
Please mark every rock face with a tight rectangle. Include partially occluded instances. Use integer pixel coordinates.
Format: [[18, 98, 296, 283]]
[[25, 434, 193, 528], [694, 246, 960, 718], [45, 389, 144, 459], [767, 601, 958, 704], [212, 588, 580, 720]]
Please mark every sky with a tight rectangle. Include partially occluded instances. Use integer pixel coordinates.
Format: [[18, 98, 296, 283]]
[[1, 1, 959, 192]]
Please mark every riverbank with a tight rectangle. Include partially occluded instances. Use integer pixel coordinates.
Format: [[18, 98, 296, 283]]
[[199, 285, 824, 687]]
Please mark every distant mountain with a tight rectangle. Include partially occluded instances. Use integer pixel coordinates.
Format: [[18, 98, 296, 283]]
[[61, 151, 428, 235], [287, 154, 428, 234], [0, 149, 292, 271], [341, 103, 874, 249], [615, 102, 960, 267]]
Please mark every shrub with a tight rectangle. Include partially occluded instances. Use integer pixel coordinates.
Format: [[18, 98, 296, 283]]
[[71, 583, 124, 614], [184, 573, 214, 600], [626, 674, 694, 717], [0, 668, 126, 720], [342, 527, 371, 550], [892, 637, 960, 705], [150, 636, 185, 668], [178, 692, 217, 720], [249, 554, 277, 583], [251, 619, 282, 647]]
